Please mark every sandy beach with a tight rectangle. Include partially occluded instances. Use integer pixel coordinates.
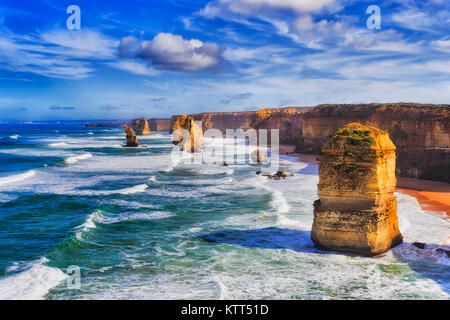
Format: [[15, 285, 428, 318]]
[[279, 144, 450, 219]]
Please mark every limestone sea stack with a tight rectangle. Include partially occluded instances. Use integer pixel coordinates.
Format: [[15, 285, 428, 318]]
[[124, 125, 139, 147], [172, 115, 204, 153], [131, 117, 151, 135], [311, 123, 403, 256]]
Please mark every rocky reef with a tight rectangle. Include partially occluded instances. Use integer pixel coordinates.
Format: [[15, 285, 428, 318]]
[[124, 125, 138, 147], [131, 117, 151, 135], [311, 123, 403, 256], [172, 115, 204, 153]]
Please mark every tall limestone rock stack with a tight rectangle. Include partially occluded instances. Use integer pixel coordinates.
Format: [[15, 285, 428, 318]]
[[124, 125, 139, 147], [172, 115, 204, 153], [131, 117, 151, 135], [311, 123, 403, 256]]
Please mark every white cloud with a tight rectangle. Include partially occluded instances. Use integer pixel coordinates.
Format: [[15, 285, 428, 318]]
[[0, 29, 117, 79], [119, 33, 225, 72], [199, 0, 339, 17], [108, 60, 160, 76]]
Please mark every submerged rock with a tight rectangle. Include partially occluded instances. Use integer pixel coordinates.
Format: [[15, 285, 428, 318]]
[[124, 126, 139, 147], [172, 115, 203, 153], [131, 117, 151, 135], [311, 123, 403, 256], [412, 242, 426, 249], [436, 248, 450, 258]]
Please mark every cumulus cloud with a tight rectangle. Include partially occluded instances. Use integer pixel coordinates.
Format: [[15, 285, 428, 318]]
[[118, 33, 225, 72]]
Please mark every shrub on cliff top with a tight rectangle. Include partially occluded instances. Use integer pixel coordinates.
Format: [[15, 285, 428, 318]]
[[326, 123, 377, 147]]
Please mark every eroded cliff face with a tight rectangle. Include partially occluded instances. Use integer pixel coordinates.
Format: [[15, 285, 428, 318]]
[[149, 118, 171, 131], [312, 123, 402, 256], [300, 104, 450, 182], [172, 115, 204, 153], [165, 103, 449, 182], [131, 117, 151, 135], [249, 107, 313, 145], [192, 111, 255, 133]]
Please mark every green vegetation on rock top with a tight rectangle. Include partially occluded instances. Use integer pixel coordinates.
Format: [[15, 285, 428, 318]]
[[326, 123, 377, 147]]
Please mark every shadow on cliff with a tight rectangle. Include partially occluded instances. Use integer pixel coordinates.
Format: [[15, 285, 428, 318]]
[[200, 227, 321, 254]]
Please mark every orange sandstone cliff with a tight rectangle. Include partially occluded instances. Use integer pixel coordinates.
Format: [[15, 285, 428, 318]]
[[165, 103, 449, 182], [300, 104, 450, 182], [149, 118, 171, 131], [124, 126, 138, 147], [130, 117, 151, 135], [311, 123, 403, 256], [172, 115, 204, 153], [249, 107, 313, 145]]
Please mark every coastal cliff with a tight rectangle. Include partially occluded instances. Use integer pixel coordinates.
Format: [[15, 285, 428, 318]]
[[249, 107, 313, 145], [169, 111, 255, 133], [149, 118, 171, 131], [312, 123, 402, 256], [172, 115, 204, 153], [299, 104, 450, 182], [130, 117, 151, 135], [165, 103, 449, 182]]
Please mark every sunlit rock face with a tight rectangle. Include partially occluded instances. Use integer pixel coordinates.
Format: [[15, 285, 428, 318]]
[[131, 117, 151, 135], [311, 123, 403, 256], [124, 126, 139, 147], [171, 115, 204, 153]]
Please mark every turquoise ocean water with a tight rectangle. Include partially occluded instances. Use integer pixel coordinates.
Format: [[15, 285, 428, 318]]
[[0, 123, 448, 299]]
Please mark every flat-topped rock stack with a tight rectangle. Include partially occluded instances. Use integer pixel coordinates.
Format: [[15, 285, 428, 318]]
[[131, 117, 151, 135], [124, 125, 139, 147], [311, 123, 403, 256], [172, 115, 204, 153]]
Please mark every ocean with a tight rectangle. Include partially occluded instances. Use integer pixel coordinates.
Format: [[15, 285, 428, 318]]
[[0, 123, 448, 300]]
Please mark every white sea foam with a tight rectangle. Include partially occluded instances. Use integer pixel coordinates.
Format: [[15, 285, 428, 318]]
[[0, 193, 18, 203], [0, 257, 68, 300], [9, 135, 19, 139], [65, 153, 92, 164], [75, 210, 102, 240], [101, 211, 175, 224], [48, 142, 70, 148], [0, 170, 35, 186]]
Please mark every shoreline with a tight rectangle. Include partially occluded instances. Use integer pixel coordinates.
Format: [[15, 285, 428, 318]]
[[278, 144, 450, 218]]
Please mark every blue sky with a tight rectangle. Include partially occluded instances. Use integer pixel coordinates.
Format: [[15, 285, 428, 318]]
[[0, 0, 449, 121]]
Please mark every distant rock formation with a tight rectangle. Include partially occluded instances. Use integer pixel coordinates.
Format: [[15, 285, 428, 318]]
[[251, 149, 266, 164], [170, 103, 449, 182], [124, 125, 138, 147], [172, 115, 203, 153], [311, 123, 403, 256], [149, 118, 171, 131], [131, 117, 151, 135]]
